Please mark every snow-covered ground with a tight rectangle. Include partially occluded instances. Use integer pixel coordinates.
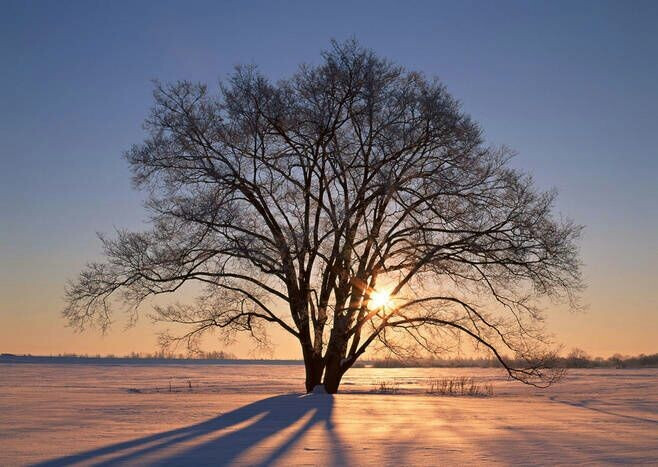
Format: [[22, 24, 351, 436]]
[[1, 363, 656, 465]]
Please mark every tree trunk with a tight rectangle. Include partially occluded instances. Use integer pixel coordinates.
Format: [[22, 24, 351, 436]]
[[323, 355, 344, 394], [323, 335, 353, 393], [302, 348, 325, 393]]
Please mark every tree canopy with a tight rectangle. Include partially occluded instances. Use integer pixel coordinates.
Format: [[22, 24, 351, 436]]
[[65, 40, 582, 393]]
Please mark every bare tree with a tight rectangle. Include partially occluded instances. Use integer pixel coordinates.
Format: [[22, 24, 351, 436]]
[[65, 40, 582, 393]]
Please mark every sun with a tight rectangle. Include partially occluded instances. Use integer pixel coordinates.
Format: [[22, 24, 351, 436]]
[[368, 289, 395, 310]]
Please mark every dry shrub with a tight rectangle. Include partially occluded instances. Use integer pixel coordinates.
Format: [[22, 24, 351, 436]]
[[426, 377, 493, 397], [373, 379, 400, 394]]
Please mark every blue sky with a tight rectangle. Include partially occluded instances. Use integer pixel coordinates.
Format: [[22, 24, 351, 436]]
[[1, 0, 656, 357]]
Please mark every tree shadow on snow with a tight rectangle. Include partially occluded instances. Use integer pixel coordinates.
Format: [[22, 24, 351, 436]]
[[549, 396, 658, 425], [35, 393, 348, 466]]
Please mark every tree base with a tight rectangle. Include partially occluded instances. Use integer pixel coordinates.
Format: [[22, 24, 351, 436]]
[[310, 384, 329, 394]]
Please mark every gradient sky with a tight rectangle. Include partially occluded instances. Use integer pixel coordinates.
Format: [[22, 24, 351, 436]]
[[1, 0, 656, 358]]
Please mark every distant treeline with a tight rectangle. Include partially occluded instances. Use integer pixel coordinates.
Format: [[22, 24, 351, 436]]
[[560, 350, 658, 369], [354, 351, 658, 369], [3, 350, 657, 368], [1, 350, 237, 360], [0, 353, 303, 366]]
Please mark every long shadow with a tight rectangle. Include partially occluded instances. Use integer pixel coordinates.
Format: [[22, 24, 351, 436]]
[[36, 393, 347, 466], [549, 396, 658, 425]]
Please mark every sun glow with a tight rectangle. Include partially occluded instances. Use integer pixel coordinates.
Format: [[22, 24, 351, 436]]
[[368, 289, 395, 310]]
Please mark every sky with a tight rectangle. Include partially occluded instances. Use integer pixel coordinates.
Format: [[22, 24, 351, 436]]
[[1, 0, 656, 359]]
